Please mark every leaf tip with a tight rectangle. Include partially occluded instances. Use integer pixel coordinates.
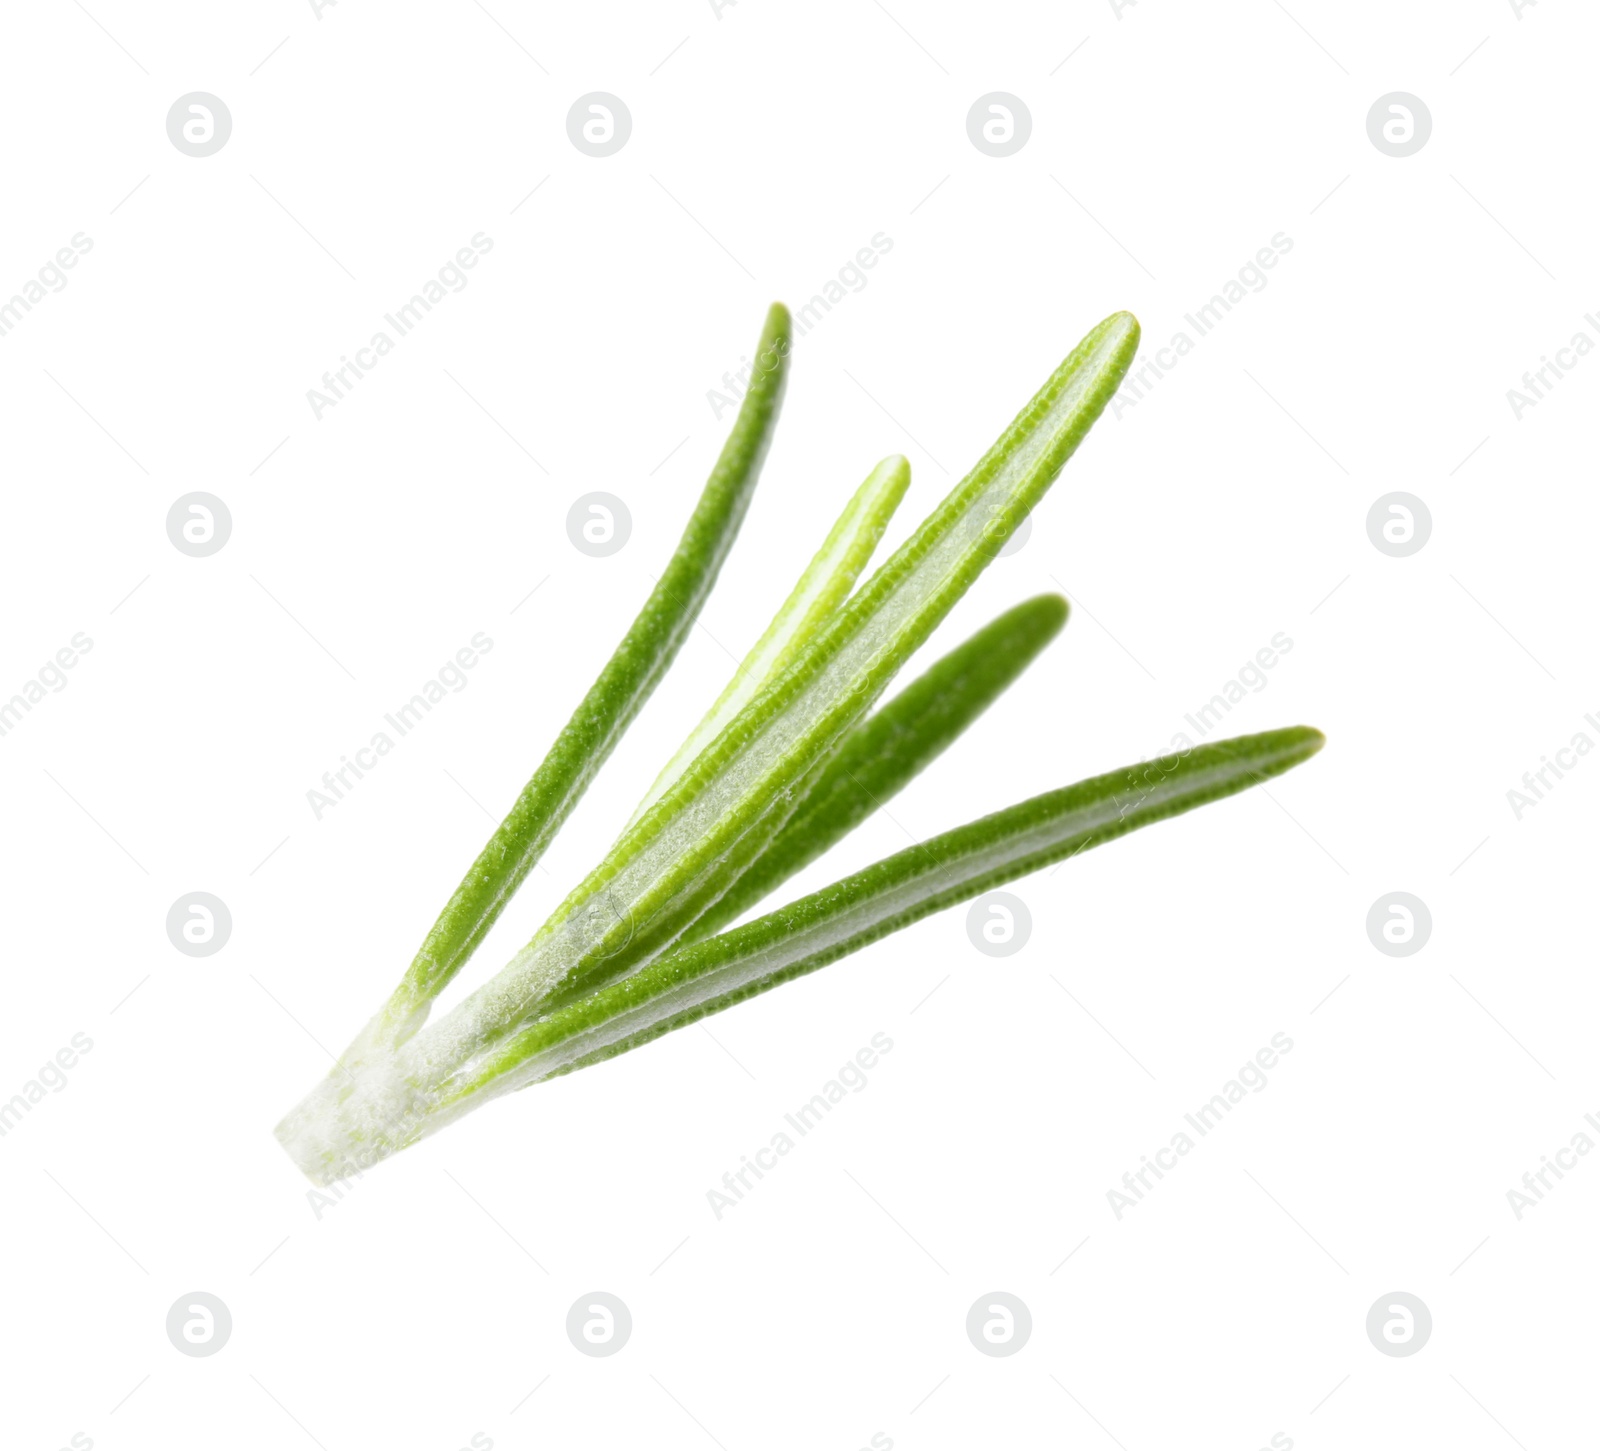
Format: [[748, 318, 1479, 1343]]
[[1032, 591, 1071, 634], [875, 453, 912, 494], [1098, 310, 1141, 359], [1267, 724, 1326, 769], [763, 301, 793, 345]]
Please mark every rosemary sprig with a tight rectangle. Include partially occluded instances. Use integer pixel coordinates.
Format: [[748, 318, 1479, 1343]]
[[274, 306, 1326, 1186]]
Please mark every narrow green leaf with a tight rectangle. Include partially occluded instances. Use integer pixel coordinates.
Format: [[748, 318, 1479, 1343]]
[[683, 592, 1070, 942], [378, 302, 792, 1040], [626, 454, 909, 828], [444, 727, 1325, 1109]]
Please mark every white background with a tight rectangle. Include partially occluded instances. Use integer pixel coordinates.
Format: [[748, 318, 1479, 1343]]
[[2, 1, 1595, 1448]]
